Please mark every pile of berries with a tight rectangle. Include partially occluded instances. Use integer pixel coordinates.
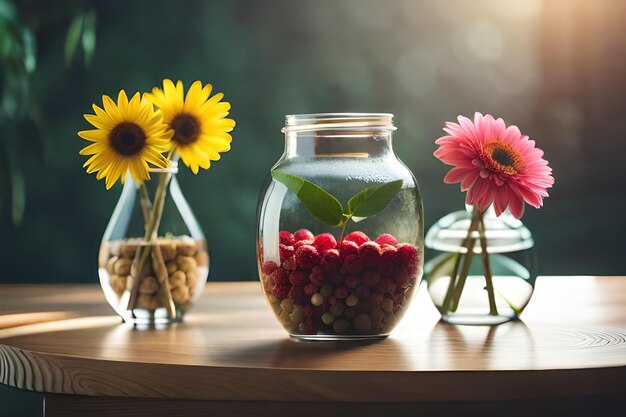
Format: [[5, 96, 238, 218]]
[[260, 229, 421, 336]]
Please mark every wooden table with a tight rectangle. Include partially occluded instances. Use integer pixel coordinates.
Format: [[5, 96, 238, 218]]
[[0, 277, 625, 417]]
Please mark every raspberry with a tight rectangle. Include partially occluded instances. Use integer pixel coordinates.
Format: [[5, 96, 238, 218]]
[[376, 278, 396, 295], [295, 245, 321, 269], [272, 284, 290, 298], [279, 231, 296, 246], [397, 243, 418, 272], [358, 241, 382, 268], [271, 268, 289, 285], [334, 286, 349, 299], [370, 292, 384, 306], [294, 239, 314, 249], [355, 284, 371, 299], [321, 249, 341, 270], [343, 254, 365, 275], [279, 244, 295, 262], [344, 231, 370, 246], [375, 233, 398, 246], [345, 274, 361, 289], [380, 244, 398, 274], [356, 299, 372, 313], [304, 283, 319, 295], [289, 270, 309, 286], [309, 269, 327, 285], [294, 229, 315, 242], [289, 286, 308, 305], [339, 240, 359, 259], [329, 271, 344, 285], [261, 261, 278, 275], [313, 232, 337, 252], [363, 271, 381, 287], [304, 317, 320, 334], [394, 268, 410, 287], [282, 256, 296, 271], [304, 304, 324, 317], [327, 295, 338, 305]]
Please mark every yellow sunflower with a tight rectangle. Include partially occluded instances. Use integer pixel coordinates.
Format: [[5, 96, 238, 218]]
[[145, 79, 235, 174], [78, 91, 173, 189]]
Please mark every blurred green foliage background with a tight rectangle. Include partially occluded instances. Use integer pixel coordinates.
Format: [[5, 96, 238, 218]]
[[1, 0, 626, 415], [2, 0, 625, 286]]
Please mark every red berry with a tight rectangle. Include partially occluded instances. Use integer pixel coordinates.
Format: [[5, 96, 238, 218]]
[[310, 271, 327, 286], [345, 274, 361, 289], [363, 271, 381, 287], [289, 270, 309, 286], [289, 286, 308, 305], [358, 241, 382, 268], [394, 268, 411, 288], [273, 284, 290, 298], [279, 231, 296, 246], [339, 240, 359, 259], [371, 292, 384, 306], [261, 261, 278, 275], [313, 232, 337, 252], [334, 286, 349, 299], [304, 283, 319, 295], [321, 249, 341, 270], [344, 231, 370, 245], [271, 268, 289, 285], [330, 271, 344, 285], [304, 317, 320, 334], [294, 239, 314, 249], [294, 229, 315, 242], [295, 245, 321, 269], [282, 256, 296, 271], [327, 295, 338, 305], [376, 277, 396, 294], [343, 254, 365, 274], [375, 233, 398, 246], [279, 244, 295, 262], [356, 300, 372, 313], [304, 304, 323, 317], [397, 243, 418, 271]]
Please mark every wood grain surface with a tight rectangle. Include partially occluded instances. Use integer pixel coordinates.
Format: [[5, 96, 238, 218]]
[[0, 277, 625, 403]]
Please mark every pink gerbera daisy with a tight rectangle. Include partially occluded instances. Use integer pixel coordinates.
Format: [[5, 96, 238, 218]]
[[434, 112, 554, 219]]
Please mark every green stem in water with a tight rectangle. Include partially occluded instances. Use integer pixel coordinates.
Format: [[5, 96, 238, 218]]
[[478, 217, 499, 316], [450, 236, 476, 312], [441, 207, 481, 314]]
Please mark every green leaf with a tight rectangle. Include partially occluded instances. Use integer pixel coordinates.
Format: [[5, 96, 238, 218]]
[[81, 10, 96, 67], [347, 179, 403, 219], [64, 14, 83, 67], [271, 171, 344, 227]]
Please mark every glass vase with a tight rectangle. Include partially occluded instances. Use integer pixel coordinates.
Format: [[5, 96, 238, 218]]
[[424, 205, 537, 325], [257, 113, 424, 340], [98, 162, 209, 325]]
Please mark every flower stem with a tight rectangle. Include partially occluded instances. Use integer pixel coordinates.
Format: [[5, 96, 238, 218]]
[[126, 170, 173, 316], [478, 216, 498, 316], [441, 207, 481, 314], [450, 236, 476, 312]]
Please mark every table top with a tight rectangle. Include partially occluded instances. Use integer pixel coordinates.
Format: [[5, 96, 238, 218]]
[[0, 276, 625, 402]]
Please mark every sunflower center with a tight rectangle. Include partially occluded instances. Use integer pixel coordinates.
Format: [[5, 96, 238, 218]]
[[483, 140, 524, 176], [108, 122, 146, 156], [171, 113, 200, 145]]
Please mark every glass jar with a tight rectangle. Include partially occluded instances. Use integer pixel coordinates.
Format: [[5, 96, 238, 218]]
[[98, 162, 209, 325], [257, 113, 424, 340], [424, 205, 537, 325]]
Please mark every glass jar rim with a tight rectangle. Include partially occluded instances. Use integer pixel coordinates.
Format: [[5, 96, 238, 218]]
[[282, 113, 396, 133]]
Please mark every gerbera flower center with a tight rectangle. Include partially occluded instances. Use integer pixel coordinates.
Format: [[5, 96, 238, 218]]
[[171, 113, 200, 145], [108, 122, 147, 156], [483, 140, 524, 176]]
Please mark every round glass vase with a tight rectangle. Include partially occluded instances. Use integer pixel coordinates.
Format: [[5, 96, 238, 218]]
[[98, 162, 209, 325], [257, 113, 424, 341], [424, 205, 537, 325]]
